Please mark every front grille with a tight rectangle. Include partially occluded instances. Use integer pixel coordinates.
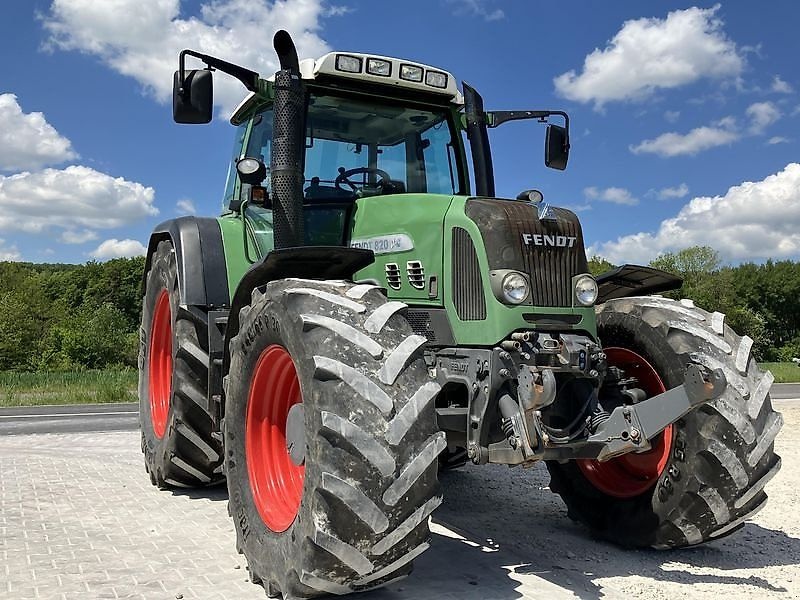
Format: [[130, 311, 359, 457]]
[[407, 260, 425, 289], [465, 200, 588, 308], [385, 262, 401, 290], [452, 227, 486, 320]]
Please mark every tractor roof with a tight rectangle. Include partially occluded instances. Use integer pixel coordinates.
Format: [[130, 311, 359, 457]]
[[231, 51, 462, 124]]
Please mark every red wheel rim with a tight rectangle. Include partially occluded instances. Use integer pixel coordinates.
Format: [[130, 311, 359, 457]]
[[148, 289, 172, 439], [246, 344, 305, 532], [578, 347, 673, 499]]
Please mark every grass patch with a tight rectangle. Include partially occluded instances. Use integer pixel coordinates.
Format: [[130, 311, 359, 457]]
[[0, 370, 138, 407], [760, 362, 800, 384]]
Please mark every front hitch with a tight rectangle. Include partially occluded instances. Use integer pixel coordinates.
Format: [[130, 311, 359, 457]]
[[544, 364, 726, 462]]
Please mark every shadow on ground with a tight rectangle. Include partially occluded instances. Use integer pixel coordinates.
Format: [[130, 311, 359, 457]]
[[436, 465, 800, 599]]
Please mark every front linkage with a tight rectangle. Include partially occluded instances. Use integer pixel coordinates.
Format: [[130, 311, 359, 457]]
[[433, 331, 726, 467]]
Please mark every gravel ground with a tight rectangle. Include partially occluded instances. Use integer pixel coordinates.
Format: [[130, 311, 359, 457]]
[[1, 400, 796, 599], [436, 398, 800, 599]]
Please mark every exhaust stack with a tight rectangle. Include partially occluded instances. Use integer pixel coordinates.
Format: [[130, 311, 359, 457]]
[[270, 30, 305, 249]]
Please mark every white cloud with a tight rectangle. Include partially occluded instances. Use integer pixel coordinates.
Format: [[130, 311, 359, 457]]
[[630, 123, 739, 157], [664, 110, 680, 123], [0, 166, 157, 233], [592, 163, 800, 263], [176, 198, 196, 214], [323, 5, 353, 17], [60, 229, 99, 244], [746, 101, 781, 133], [0, 94, 77, 172], [772, 75, 793, 94], [43, 0, 333, 117], [0, 238, 21, 261], [657, 183, 689, 199], [584, 186, 638, 206], [553, 6, 743, 108], [767, 136, 790, 145], [90, 238, 148, 260], [447, 0, 504, 21]]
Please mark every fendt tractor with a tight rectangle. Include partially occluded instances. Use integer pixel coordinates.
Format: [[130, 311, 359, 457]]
[[139, 31, 783, 598]]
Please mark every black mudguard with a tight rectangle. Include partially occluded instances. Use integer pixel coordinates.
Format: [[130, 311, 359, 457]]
[[142, 217, 230, 308], [222, 246, 375, 373], [596, 264, 683, 304]]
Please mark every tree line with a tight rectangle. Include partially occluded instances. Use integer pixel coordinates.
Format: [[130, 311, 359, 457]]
[[0, 258, 144, 371], [0, 245, 798, 371]]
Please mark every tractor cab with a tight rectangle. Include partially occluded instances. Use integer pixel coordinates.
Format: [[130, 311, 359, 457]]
[[229, 80, 466, 252]]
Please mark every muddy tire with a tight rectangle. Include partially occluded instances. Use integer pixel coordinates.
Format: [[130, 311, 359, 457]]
[[138, 240, 224, 488], [546, 296, 783, 548], [224, 279, 443, 598]]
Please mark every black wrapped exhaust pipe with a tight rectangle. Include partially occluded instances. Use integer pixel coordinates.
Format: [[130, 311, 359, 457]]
[[270, 30, 305, 249]]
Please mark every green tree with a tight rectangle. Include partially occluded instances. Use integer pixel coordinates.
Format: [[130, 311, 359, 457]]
[[56, 303, 138, 369], [587, 256, 615, 276]]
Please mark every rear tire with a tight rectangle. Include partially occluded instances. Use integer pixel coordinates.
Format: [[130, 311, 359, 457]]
[[224, 279, 443, 598], [546, 296, 783, 548], [138, 240, 224, 488]]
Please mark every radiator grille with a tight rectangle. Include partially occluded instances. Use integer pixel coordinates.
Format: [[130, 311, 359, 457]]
[[465, 200, 588, 308], [452, 227, 486, 320]]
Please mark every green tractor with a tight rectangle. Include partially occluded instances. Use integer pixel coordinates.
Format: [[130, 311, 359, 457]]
[[139, 31, 783, 598]]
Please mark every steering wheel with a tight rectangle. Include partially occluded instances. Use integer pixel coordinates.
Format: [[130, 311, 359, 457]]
[[334, 166, 392, 193]]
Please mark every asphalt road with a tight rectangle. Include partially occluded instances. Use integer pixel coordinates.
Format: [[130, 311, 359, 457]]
[[1, 381, 797, 436], [0, 402, 138, 435], [771, 382, 800, 399]]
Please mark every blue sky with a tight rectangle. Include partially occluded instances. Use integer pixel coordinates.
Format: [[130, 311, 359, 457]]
[[1, 0, 799, 265]]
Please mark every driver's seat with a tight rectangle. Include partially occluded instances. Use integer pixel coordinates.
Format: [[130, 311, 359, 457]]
[[304, 177, 356, 202]]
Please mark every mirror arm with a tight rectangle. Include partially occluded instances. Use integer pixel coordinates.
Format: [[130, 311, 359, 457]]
[[487, 110, 570, 149], [178, 49, 260, 95]]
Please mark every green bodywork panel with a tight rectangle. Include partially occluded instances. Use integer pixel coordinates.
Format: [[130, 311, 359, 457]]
[[348, 194, 597, 345], [217, 212, 258, 298], [350, 194, 453, 305]]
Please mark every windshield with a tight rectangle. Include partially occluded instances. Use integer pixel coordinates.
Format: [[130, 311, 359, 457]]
[[245, 93, 462, 200]]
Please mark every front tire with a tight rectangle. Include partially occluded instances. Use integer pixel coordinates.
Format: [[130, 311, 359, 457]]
[[139, 240, 224, 488], [546, 296, 783, 548], [224, 279, 444, 598]]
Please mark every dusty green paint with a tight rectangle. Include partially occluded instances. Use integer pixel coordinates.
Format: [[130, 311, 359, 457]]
[[442, 196, 597, 345], [351, 193, 454, 305], [347, 193, 596, 345], [217, 213, 257, 302]]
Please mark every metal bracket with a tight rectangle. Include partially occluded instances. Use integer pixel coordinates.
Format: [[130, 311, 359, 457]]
[[543, 364, 726, 462]]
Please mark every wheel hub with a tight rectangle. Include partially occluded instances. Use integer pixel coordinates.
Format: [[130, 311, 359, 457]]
[[578, 347, 673, 499], [286, 403, 306, 467], [245, 345, 305, 532], [148, 289, 172, 439]]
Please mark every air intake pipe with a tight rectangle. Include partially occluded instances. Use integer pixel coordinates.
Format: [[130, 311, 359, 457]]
[[270, 30, 305, 249]]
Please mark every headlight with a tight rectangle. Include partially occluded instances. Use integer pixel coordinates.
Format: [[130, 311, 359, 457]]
[[501, 272, 529, 304], [574, 274, 598, 306], [400, 64, 423, 82], [366, 58, 391, 77], [335, 54, 362, 73], [425, 70, 448, 89]]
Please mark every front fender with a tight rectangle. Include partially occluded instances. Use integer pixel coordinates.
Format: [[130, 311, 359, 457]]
[[142, 217, 230, 308]]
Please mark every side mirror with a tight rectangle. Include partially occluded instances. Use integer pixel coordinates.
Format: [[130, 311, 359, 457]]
[[545, 124, 569, 171], [173, 69, 213, 124]]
